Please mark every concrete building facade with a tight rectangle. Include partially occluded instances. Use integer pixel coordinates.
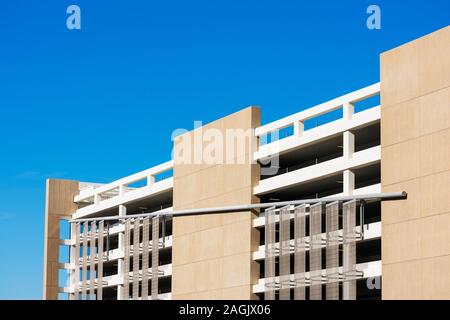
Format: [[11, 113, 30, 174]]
[[43, 26, 450, 300]]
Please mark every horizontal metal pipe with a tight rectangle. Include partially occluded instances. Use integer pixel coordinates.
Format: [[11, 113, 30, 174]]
[[71, 191, 406, 223]]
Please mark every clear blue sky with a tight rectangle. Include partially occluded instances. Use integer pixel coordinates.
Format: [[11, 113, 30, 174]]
[[0, 0, 448, 299]]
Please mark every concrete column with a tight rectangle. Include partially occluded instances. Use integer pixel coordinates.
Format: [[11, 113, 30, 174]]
[[294, 121, 304, 137], [343, 101, 354, 121], [119, 184, 126, 197], [343, 170, 355, 196], [343, 131, 355, 160], [147, 175, 155, 188], [69, 222, 77, 300], [380, 26, 450, 299], [94, 193, 100, 205], [43, 179, 79, 300], [171, 106, 261, 300], [117, 204, 127, 300]]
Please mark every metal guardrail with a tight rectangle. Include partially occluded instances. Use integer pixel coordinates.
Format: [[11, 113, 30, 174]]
[[71, 191, 407, 223]]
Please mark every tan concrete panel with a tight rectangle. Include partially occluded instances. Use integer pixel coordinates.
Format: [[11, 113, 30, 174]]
[[418, 128, 450, 176], [221, 219, 253, 257], [171, 263, 197, 295], [176, 289, 223, 300], [221, 285, 256, 300], [381, 26, 450, 108], [173, 166, 222, 207], [383, 254, 450, 300], [45, 238, 61, 263], [45, 214, 62, 241], [173, 201, 255, 237], [381, 131, 450, 187], [172, 107, 260, 300], [420, 171, 450, 218], [381, 97, 420, 147], [193, 259, 224, 293], [43, 179, 79, 300], [174, 186, 257, 211], [383, 212, 450, 264], [381, 87, 450, 148], [382, 178, 421, 225], [421, 254, 450, 299], [176, 285, 255, 300], [419, 86, 450, 136], [417, 26, 450, 97], [383, 171, 450, 225], [381, 26, 450, 299], [381, 139, 420, 186], [382, 260, 422, 300], [173, 107, 260, 178], [173, 218, 256, 266], [174, 164, 256, 208], [382, 219, 422, 265], [172, 215, 197, 237], [419, 213, 450, 259], [380, 37, 420, 108], [45, 179, 79, 217], [221, 253, 253, 288]]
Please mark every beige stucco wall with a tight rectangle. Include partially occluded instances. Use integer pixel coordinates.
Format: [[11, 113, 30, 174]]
[[380, 26, 450, 299], [171, 106, 261, 299], [43, 179, 79, 300]]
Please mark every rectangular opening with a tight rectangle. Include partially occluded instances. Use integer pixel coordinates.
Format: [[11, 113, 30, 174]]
[[98, 187, 120, 201], [58, 292, 69, 300], [59, 245, 70, 263], [259, 124, 294, 146], [279, 125, 294, 139], [60, 219, 70, 240], [59, 268, 70, 288], [354, 94, 380, 113], [260, 134, 343, 179], [155, 169, 173, 182], [304, 107, 343, 131], [127, 178, 147, 189], [354, 123, 380, 152]]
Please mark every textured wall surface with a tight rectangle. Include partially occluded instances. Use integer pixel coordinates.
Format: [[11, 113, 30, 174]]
[[171, 107, 261, 299], [381, 26, 450, 299], [43, 179, 79, 300]]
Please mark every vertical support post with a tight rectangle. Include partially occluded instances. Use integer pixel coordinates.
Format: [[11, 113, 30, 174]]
[[294, 121, 304, 137], [119, 184, 126, 197], [264, 207, 276, 300], [141, 217, 150, 300], [309, 203, 323, 300], [151, 216, 160, 300], [343, 170, 355, 196], [343, 200, 357, 300], [132, 218, 141, 299], [147, 175, 155, 188], [294, 205, 307, 300], [117, 204, 126, 300], [81, 221, 88, 300], [279, 206, 291, 300], [97, 221, 104, 300], [343, 101, 354, 121], [89, 222, 96, 300], [343, 131, 355, 160], [123, 219, 131, 300], [326, 202, 339, 300], [72, 222, 80, 300], [94, 193, 100, 205]]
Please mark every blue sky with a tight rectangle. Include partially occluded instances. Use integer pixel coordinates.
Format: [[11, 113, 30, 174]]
[[0, 0, 448, 299]]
